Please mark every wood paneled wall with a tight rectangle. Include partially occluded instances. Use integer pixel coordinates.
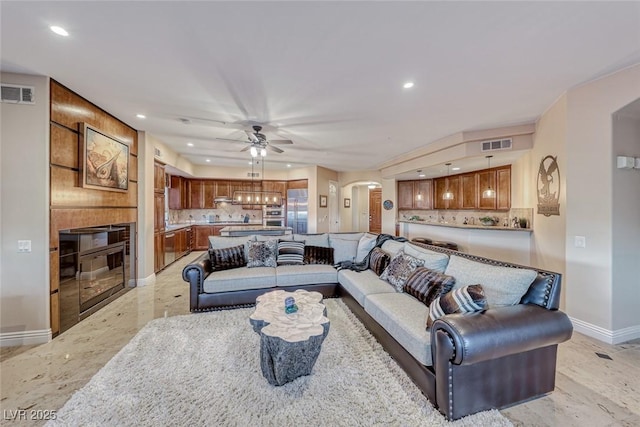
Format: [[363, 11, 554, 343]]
[[49, 80, 138, 336]]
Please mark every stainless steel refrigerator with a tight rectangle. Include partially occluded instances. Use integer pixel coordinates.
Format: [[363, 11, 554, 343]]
[[286, 189, 308, 234]]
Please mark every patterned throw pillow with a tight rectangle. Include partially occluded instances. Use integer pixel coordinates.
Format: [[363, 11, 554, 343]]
[[304, 245, 335, 265], [380, 251, 425, 291], [426, 284, 487, 328], [369, 247, 391, 276], [403, 267, 456, 306], [246, 240, 277, 268], [210, 244, 247, 271], [277, 240, 305, 265]]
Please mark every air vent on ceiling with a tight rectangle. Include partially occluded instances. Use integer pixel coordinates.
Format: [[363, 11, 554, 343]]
[[1, 83, 35, 104], [481, 138, 512, 152], [247, 172, 260, 178]]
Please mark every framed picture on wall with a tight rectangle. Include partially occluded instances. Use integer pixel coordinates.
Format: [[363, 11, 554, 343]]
[[79, 123, 129, 192], [344, 198, 351, 208], [319, 194, 328, 208]]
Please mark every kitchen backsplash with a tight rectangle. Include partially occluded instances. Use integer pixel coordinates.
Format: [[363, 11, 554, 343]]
[[169, 205, 263, 224], [398, 208, 533, 229]]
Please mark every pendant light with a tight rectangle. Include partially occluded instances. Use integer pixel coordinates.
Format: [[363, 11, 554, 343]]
[[416, 170, 423, 201], [443, 163, 454, 200], [482, 155, 496, 198]]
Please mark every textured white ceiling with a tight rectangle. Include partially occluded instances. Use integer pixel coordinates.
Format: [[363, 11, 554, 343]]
[[2, 1, 639, 176]]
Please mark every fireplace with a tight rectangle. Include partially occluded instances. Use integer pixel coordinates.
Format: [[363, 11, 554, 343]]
[[59, 224, 133, 334]]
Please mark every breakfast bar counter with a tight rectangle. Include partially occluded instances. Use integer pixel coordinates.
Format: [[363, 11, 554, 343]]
[[219, 226, 293, 237], [398, 220, 533, 265]]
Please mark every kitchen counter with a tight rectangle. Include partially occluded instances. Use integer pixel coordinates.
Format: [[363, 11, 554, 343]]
[[165, 222, 261, 231], [220, 226, 293, 237], [398, 220, 533, 265], [397, 220, 532, 233]]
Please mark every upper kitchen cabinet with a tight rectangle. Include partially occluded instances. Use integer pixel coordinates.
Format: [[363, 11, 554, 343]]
[[262, 180, 287, 205], [397, 180, 433, 210], [169, 175, 187, 209], [154, 161, 166, 194], [203, 180, 216, 208], [460, 173, 478, 209], [477, 165, 511, 210], [214, 180, 231, 200], [433, 177, 460, 210], [188, 180, 205, 209]]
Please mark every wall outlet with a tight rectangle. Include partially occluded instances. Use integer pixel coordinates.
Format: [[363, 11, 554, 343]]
[[18, 240, 31, 252], [574, 236, 586, 248]]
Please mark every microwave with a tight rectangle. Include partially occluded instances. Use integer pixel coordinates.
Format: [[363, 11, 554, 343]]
[[263, 207, 284, 218]]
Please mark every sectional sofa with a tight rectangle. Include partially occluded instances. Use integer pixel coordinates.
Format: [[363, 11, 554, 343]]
[[182, 232, 573, 420]]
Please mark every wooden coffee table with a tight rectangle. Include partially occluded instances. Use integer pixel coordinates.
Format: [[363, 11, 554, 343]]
[[249, 289, 330, 386]]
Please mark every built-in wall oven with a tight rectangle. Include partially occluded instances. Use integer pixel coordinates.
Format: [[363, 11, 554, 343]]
[[263, 205, 285, 227]]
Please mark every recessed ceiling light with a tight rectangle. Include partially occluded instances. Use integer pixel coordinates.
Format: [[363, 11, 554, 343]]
[[187, 142, 194, 147], [418, 174, 426, 178], [205, 159, 211, 163], [248, 161, 253, 165], [287, 164, 291, 168], [403, 82, 414, 89], [136, 114, 146, 119], [50, 26, 69, 37], [452, 167, 461, 171]]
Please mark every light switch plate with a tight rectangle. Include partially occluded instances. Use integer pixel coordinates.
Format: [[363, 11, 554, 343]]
[[18, 240, 32, 252], [574, 236, 586, 248]]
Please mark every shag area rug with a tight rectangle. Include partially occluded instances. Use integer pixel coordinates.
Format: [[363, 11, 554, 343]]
[[49, 299, 512, 426]]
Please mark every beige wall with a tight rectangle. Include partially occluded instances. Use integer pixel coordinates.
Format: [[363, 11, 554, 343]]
[[0, 73, 51, 345], [137, 132, 156, 285], [315, 166, 339, 233], [565, 64, 640, 341]]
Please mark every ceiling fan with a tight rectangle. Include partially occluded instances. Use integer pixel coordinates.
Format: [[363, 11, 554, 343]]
[[218, 125, 293, 154]]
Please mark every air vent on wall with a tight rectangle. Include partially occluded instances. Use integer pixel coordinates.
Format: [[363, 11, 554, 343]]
[[247, 172, 260, 178], [1, 83, 35, 104], [481, 138, 512, 152]]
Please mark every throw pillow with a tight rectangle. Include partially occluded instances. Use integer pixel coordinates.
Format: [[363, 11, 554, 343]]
[[403, 267, 456, 306], [380, 251, 425, 292], [277, 240, 305, 265], [210, 244, 247, 271], [427, 284, 487, 328], [369, 247, 391, 276], [330, 238, 359, 264], [355, 233, 377, 262], [246, 240, 277, 268], [304, 245, 335, 265], [402, 243, 450, 273], [444, 255, 538, 307]]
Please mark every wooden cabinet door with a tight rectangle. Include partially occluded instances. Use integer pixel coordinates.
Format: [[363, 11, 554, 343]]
[[214, 180, 231, 199], [154, 232, 165, 272], [194, 225, 213, 251], [433, 178, 447, 210], [414, 180, 433, 209], [176, 229, 186, 258], [168, 176, 185, 209], [446, 176, 461, 210], [189, 180, 205, 209], [460, 173, 478, 209], [154, 162, 165, 193], [478, 170, 497, 209], [203, 180, 215, 208], [287, 179, 308, 190], [397, 181, 415, 210], [262, 181, 286, 205], [154, 193, 165, 232], [496, 167, 511, 210], [212, 225, 224, 236]]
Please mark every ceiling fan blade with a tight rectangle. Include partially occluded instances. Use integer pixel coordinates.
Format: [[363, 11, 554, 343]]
[[215, 137, 247, 143], [269, 139, 293, 145], [268, 144, 284, 154], [240, 145, 251, 152], [245, 130, 259, 143]]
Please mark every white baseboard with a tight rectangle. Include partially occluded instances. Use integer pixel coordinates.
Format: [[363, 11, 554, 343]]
[[570, 317, 640, 345], [134, 273, 156, 287], [0, 329, 51, 347]]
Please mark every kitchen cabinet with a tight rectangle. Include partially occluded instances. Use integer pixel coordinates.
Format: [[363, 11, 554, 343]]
[[154, 193, 165, 233], [214, 180, 231, 199], [154, 232, 165, 272], [154, 161, 166, 194], [194, 225, 214, 251], [496, 167, 511, 210], [287, 179, 308, 190], [477, 170, 497, 210], [169, 176, 187, 209], [203, 180, 216, 208], [434, 177, 460, 210], [460, 173, 478, 209], [397, 180, 432, 210], [189, 180, 205, 209], [262, 180, 287, 206]]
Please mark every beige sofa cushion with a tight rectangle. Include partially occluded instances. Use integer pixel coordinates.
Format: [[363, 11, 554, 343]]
[[276, 264, 338, 286], [338, 269, 395, 306], [403, 243, 450, 273], [203, 267, 276, 293]]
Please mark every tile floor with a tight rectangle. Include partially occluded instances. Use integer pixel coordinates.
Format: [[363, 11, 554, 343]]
[[1, 251, 639, 426]]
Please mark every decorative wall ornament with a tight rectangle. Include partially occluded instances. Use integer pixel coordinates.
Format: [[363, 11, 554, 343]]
[[79, 123, 129, 192], [537, 155, 560, 216]]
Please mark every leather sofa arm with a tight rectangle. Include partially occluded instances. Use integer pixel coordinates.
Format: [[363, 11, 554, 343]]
[[182, 253, 213, 309], [431, 304, 573, 366]]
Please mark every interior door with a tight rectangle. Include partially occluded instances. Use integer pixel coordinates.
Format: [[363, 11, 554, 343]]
[[369, 188, 382, 234]]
